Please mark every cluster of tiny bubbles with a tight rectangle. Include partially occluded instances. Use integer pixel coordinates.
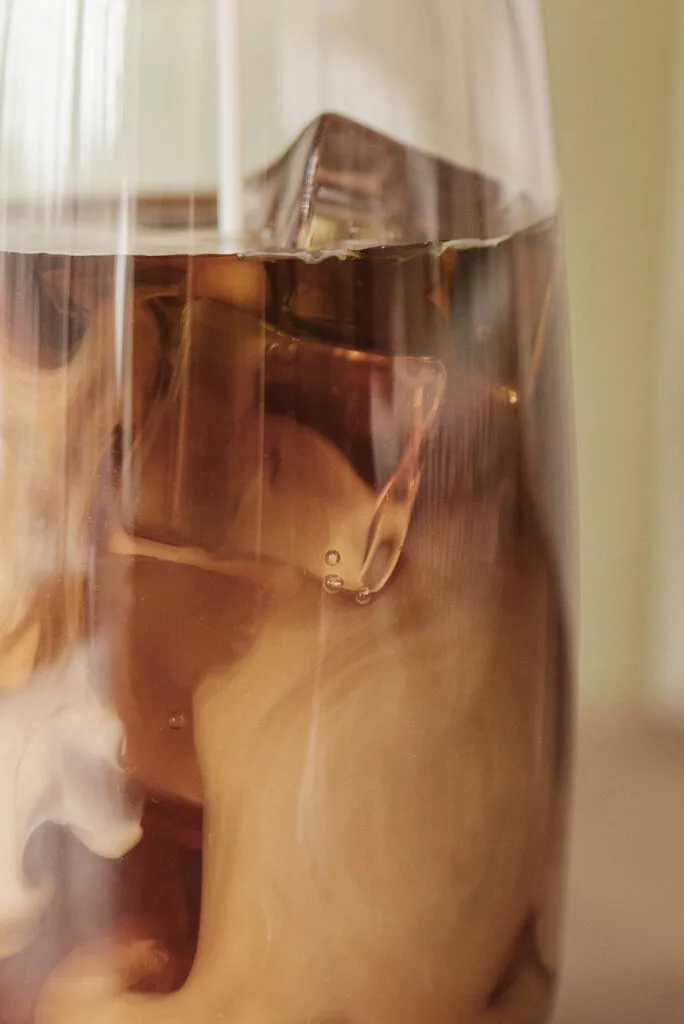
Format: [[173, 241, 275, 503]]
[[323, 574, 344, 595], [322, 553, 373, 604], [168, 712, 186, 731]]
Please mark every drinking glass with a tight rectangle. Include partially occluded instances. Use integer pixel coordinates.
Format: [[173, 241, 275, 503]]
[[0, 2, 575, 1022]]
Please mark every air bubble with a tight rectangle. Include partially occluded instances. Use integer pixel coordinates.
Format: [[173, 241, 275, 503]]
[[168, 712, 186, 730], [323, 574, 344, 595], [325, 550, 341, 567], [356, 587, 373, 606]]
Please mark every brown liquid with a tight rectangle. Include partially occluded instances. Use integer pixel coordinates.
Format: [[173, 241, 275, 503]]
[[0, 226, 572, 1024]]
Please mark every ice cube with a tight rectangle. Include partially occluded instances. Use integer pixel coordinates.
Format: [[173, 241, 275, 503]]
[[116, 294, 445, 595], [245, 113, 503, 250], [231, 343, 445, 593], [263, 243, 453, 360]]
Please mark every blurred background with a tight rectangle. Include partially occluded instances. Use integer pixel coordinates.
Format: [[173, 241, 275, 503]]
[[542, 3, 684, 1021], [543, 0, 682, 711]]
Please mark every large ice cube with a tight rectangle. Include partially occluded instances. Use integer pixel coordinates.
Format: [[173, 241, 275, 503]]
[[245, 113, 503, 250], [116, 295, 444, 596]]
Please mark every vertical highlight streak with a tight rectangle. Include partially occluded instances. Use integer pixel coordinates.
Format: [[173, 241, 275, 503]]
[[215, 0, 243, 243]]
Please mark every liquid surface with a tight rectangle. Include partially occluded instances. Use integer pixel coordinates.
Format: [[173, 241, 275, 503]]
[[0, 225, 571, 1024]]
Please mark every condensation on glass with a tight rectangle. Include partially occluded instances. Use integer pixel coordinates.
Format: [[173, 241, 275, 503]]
[[0, 3, 575, 1024]]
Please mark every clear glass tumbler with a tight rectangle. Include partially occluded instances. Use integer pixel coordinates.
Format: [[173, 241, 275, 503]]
[[0, 2, 575, 1022]]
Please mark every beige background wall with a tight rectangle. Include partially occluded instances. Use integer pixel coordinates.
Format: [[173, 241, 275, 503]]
[[651, 5, 684, 712], [542, 0, 680, 704]]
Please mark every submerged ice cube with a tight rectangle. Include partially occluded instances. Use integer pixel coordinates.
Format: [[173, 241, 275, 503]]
[[117, 291, 445, 596], [245, 113, 503, 250]]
